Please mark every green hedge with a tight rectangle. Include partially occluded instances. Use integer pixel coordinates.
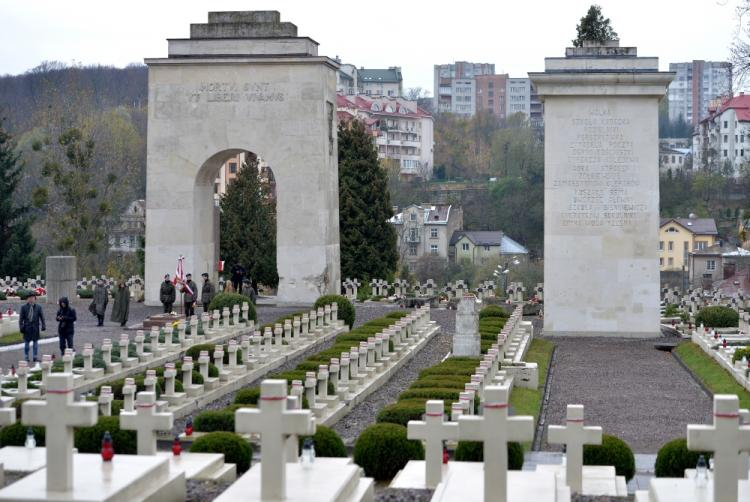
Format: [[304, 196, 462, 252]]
[[194, 410, 236, 432], [732, 347, 750, 363], [695, 306, 739, 328], [78, 288, 94, 299], [655, 438, 712, 478], [298, 425, 347, 457], [1, 423, 45, 446], [207, 293, 256, 322], [353, 423, 424, 480], [314, 294, 355, 328], [74, 416, 137, 454], [479, 305, 509, 319], [190, 431, 253, 473], [454, 441, 524, 470], [583, 434, 636, 481], [234, 388, 261, 406], [398, 388, 461, 402]]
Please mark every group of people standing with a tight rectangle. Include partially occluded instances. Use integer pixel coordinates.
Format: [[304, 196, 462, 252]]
[[159, 272, 215, 317], [17, 278, 132, 363]]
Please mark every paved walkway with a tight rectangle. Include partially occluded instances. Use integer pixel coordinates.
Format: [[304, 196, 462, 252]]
[[539, 336, 712, 454]]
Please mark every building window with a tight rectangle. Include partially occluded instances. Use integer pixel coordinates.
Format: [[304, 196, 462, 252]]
[[660, 257, 664, 266], [430, 228, 438, 239], [659, 241, 664, 250], [695, 241, 707, 250], [484, 245, 490, 251], [461, 243, 469, 251], [724, 120, 728, 128], [724, 134, 728, 143], [707, 259, 716, 270], [409, 228, 418, 241], [668, 257, 674, 266], [668, 241, 674, 251], [724, 149, 728, 157], [410, 212, 417, 221], [408, 243, 418, 256], [430, 245, 438, 256], [229, 162, 237, 174]]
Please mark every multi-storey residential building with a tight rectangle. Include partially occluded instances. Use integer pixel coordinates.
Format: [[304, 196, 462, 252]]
[[506, 77, 531, 118], [659, 147, 691, 174], [433, 61, 495, 115], [214, 152, 275, 197], [337, 94, 434, 179], [335, 64, 403, 97], [389, 204, 464, 271], [659, 216, 718, 271], [667, 60, 732, 126], [109, 200, 145, 253], [693, 93, 750, 175], [475, 74, 508, 119]]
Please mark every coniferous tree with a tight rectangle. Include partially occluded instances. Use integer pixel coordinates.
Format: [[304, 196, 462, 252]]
[[0, 122, 40, 278], [338, 120, 398, 280], [572, 5, 618, 47], [219, 155, 278, 289]]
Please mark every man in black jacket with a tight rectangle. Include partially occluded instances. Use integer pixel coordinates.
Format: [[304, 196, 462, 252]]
[[19, 293, 45, 363], [160, 274, 176, 313], [56, 297, 76, 355]]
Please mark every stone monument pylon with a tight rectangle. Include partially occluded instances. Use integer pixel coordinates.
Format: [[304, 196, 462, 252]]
[[530, 40, 674, 337]]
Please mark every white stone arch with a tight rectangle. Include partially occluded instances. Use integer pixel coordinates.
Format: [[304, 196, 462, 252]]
[[143, 11, 340, 305]]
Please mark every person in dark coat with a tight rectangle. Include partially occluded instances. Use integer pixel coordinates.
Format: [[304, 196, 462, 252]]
[[182, 273, 198, 318], [231, 264, 246, 294], [111, 281, 130, 327], [56, 297, 76, 355], [19, 292, 45, 363], [92, 279, 109, 326], [200, 273, 216, 313], [160, 274, 176, 313]]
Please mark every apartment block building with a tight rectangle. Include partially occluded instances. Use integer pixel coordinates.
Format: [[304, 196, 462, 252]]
[[336, 63, 403, 97], [337, 93, 434, 179], [433, 61, 495, 115], [667, 60, 732, 126], [693, 93, 750, 175], [475, 74, 507, 119]]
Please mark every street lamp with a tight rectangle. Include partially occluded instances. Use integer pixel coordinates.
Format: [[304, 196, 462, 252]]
[[493, 256, 520, 299]]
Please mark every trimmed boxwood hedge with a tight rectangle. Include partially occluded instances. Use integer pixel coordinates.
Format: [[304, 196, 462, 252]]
[[234, 387, 261, 405], [314, 294, 355, 328], [695, 306, 739, 328], [733, 347, 750, 363], [194, 410, 236, 432], [655, 438, 712, 478], [74, 416, 137, 454], [190, 431, 252, 473], [454, 440, 524, 470], [1, 423, 45, 446], [298, 425, 347, 457], [583, 434, 636, 481], [479, 305, 509, 319], [398, 388, 461, 402], [353, 423, 424, 480], [207, 293, 256, 322]]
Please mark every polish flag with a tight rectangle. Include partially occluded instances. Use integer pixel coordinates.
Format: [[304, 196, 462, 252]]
[[174, 255, 193, 296]]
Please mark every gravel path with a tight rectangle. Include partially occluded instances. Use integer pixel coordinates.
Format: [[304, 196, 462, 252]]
[[539, 336, 712, 453], [332, 309, 455, 444]]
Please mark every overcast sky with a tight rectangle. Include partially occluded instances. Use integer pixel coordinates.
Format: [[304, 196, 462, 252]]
[[0, 0, 744, 91]]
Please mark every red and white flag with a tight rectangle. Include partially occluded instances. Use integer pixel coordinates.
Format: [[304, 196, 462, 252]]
[[174, 255, 193, 296], [218, 260, 225, 273]]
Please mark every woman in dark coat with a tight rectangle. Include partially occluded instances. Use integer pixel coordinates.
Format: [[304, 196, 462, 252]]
[[110, 281, 130, 327], [56, 297, 76, 354]]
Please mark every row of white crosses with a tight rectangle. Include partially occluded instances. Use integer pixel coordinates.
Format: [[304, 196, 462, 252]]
[[342, 278, 361, 300], [303, 307, 431, 419]]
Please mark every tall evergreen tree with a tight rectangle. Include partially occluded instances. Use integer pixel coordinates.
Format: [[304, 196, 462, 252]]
[[219, 155, 278, 288], [572, 5, 618, 47], [338, 120, 398, 280], [0, 122, 40, 278]]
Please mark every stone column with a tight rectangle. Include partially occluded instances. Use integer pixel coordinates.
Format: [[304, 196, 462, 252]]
[[453, 295, 480, 356]]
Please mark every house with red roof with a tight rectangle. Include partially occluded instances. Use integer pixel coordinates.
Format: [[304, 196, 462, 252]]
[[337, 93, 434, 179], [693, 93, 750, 175]]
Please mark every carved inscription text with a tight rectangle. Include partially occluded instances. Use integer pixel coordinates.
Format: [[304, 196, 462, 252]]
[[188, 82, 285, 103]]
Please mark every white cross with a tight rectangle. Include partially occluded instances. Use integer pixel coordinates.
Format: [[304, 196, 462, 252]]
[[547, 404, 602, 493], [22, 373, 97, 492], [407, 400, 457, 488], [235, 379, 315, 500], [688, 394, 750, 502], [458, 385, 533, 502], [120, 391, 174, 455]]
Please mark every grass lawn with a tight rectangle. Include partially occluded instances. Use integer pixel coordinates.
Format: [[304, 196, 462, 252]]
[[509, 338, 555, 425], [674, 341, 750, 410], [0, 331, 23, 346]]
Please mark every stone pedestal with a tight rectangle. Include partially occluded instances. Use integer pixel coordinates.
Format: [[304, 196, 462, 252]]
[[453, 295, 480, 356], [45, 256, 76, 304], [530, 41, 673, 337]]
